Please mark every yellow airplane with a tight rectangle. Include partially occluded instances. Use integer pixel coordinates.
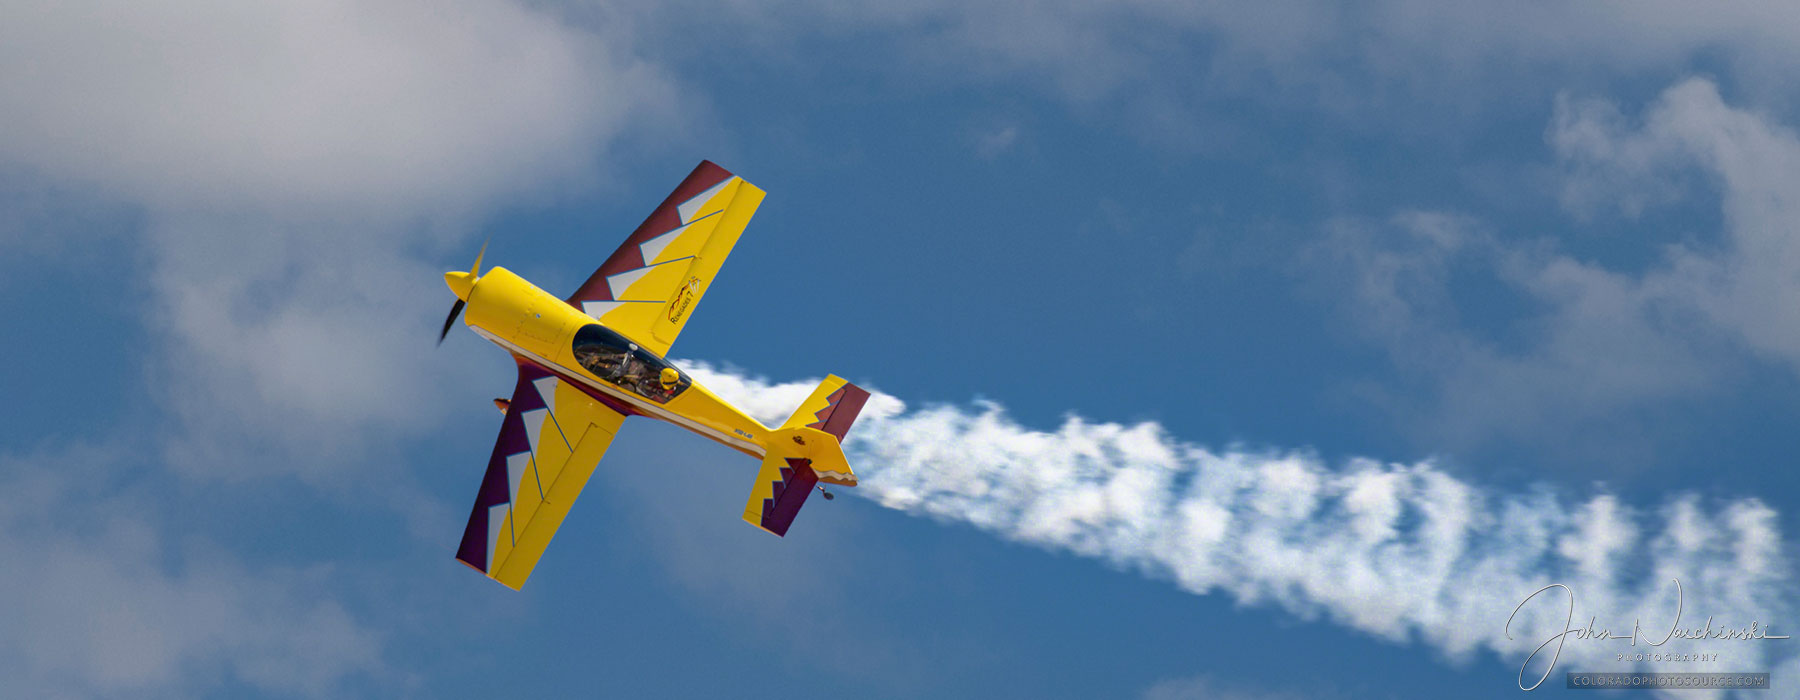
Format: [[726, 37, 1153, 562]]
[[440, 161, 870, 590]]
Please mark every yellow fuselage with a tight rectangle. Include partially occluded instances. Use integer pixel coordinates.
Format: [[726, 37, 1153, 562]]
[[457, 266, 770, 457]]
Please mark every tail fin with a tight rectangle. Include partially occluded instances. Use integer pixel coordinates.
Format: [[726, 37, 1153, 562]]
[[779, 374, 871, 441], [741, 376, 870, 536]]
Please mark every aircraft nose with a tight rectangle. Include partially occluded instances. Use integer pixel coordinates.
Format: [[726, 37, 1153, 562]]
[[444, 270, 476, 300]]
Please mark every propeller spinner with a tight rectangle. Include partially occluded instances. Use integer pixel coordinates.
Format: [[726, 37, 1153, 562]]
[[437, 240, 488, 345]]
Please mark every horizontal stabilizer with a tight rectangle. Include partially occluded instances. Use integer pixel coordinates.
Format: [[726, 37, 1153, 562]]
[[741, 425, 856, 536], [742, 450, 819, 537]]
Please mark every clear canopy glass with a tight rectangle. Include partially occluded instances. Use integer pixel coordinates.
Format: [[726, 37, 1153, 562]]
[[571, 324, 691, 403]]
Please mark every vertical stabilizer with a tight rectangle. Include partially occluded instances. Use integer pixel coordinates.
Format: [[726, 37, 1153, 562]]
[[742, 376, 869, 536]]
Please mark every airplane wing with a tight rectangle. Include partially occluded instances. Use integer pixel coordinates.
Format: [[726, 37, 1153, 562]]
[[456, 360, 625, 590], [565, 160, 766, 357]]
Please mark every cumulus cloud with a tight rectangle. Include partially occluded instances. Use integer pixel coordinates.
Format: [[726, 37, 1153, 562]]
[[1552, 78, 1800, 373], [610, 0, 1800, 139], [0, 3, 683, 692], [0, 0, 673, 217], [686, 362, 1797, 696], [1307, 78, 1800, 461], [1309, 210, 1720, 460], [5, 4, 1797, 695], [0, 0, 683, 480], [0, 444, 383, 698], [148, 218, 475, 482]]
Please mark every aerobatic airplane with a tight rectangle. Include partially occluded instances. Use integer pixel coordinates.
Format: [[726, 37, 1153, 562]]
[[439, 161, 870, 590]]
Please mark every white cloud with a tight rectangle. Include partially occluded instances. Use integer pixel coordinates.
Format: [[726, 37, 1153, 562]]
[[147, 219, 472, 482], [0, 0, 684, 481], [0, 0, 674, 218], [684, 362, 1798, 693], [1553, 79, 1800, 373], [0, 444, 384, 698], [612, 0, 1800, 139], [4, 5, 1796, 692], [1312, 78, 1800, 458], [1310, 213, 1705, 457]]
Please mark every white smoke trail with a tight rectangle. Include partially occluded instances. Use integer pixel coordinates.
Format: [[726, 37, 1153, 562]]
[[684, 362, 1796, 696]]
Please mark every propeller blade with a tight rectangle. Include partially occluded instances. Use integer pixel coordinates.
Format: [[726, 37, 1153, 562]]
[[437, 298, 466, 345], [439, 239, 487, 346], [471, 238, 488, 274]]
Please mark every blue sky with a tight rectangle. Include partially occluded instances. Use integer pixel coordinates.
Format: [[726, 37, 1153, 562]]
[[4, 2, 1800, 698]]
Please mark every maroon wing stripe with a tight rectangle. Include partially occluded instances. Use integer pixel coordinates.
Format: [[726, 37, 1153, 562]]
[[565, 160, 735, 305], [456, 361, 555, 573]]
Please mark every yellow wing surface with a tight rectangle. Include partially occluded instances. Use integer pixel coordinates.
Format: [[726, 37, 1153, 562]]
[[456, 361, 625, 590], [564, 161, 765, 357]]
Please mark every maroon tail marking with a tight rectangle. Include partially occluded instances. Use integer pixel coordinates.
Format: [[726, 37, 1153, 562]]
[[759, 457, 817, 536], [806, 383, 871, 442]]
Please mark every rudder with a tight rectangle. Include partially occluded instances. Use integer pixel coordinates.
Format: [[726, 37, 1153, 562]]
[[742, 376, 870, 536], [779, 374, 870, 442]]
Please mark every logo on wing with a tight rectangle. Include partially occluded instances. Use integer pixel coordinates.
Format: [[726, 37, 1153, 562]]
[[667, 276, 701, 324]]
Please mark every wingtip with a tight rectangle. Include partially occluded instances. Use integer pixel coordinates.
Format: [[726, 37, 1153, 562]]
[[695, 159, 734, 179]]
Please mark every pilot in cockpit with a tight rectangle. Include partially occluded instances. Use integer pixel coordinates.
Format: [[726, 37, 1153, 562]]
[[616, 344, 645, 386], [578, 346, 622, 380]]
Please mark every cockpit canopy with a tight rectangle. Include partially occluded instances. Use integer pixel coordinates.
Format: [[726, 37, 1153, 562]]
[[571, 324, 691, 404]]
